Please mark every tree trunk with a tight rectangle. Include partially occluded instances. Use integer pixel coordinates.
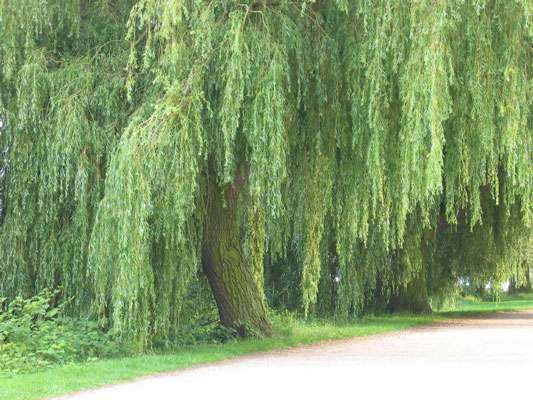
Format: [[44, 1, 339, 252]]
[[202, 169, 272, 336], [526, 267, 533, 293], [509, 265, 532, 294], [388, 268, 432, 314], [509, 276, 517, 294]]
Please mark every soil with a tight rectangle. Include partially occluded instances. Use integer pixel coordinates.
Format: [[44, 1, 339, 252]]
[[54, 310, 533, 399]]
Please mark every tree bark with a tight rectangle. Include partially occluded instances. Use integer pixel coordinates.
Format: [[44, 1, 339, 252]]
[[388, 267, 432, 314], [202, 168, 272, 336]]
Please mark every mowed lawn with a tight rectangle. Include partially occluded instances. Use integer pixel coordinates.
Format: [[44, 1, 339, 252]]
[[2, 293, 533, 400]]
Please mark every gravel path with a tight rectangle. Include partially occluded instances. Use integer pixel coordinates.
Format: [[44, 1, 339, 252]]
[[56, 311, 533, 400]]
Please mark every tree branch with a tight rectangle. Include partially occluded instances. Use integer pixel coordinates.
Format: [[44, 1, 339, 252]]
[[133, 22, 156, 47], [437, 167, 502, 232]]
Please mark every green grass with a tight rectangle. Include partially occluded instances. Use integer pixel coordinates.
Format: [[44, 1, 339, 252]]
[[446, 293, 533, 313], [2, 293, 533, 400]]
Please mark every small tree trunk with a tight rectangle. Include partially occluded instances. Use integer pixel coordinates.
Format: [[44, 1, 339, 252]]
[[509, 276, 518, 294], [389, 268, 432, 314], [526, 267, 533, 293], [517, 265, 532, 293], [202, 169, 272, 336], [509, 265, 532, 294]]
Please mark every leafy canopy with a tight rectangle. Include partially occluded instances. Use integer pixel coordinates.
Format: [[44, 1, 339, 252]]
[[0, 0, 531, 344]]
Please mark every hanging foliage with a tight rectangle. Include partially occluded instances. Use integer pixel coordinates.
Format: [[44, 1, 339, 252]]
[[0, 0, 531, 344]]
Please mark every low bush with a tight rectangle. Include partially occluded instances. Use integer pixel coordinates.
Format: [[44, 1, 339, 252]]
[[0, 289, 115, 375], [461, 295, 482, 303]]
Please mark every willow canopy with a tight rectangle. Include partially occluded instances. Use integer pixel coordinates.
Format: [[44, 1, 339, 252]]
[[0, 0, 531, 346]]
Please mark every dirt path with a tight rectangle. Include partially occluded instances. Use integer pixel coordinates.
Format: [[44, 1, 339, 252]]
[[55, 311, 533, 399]]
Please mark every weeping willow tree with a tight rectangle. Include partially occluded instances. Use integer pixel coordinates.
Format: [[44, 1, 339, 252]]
[[0, 0, 133, 308], [1, 0, 531, 346]]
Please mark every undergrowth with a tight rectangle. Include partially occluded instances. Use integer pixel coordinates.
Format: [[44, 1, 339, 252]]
[[0, 289, 115, 375]]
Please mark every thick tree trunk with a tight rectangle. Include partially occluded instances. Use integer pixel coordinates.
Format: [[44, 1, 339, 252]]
[[388, 268, 432, 314], [202, 169, 272, 336]]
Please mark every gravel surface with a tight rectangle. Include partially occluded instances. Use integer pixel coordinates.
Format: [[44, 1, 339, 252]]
[[55, 311, 533, 400]]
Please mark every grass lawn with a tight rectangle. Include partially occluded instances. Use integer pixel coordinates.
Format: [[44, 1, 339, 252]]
[[2, 293, 533, 400]]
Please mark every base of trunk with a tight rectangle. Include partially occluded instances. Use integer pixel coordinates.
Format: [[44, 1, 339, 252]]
[[388, 268, 432, 314]]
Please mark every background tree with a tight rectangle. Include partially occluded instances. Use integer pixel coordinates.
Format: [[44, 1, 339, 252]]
[[508, 235, 533, 294], [0, 0, 531, 347]]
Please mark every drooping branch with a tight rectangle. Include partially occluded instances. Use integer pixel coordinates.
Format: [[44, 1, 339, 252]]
[[437, 179, 495, 232], [133, 22, 157, 47]]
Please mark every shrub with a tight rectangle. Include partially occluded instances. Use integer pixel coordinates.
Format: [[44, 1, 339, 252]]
[[0, 289, 115, 375], [462, 295, 482, 303]]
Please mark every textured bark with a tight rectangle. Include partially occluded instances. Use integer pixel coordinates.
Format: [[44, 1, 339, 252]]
[[202, 169, 272, 336], [389, 268, 432, 314]]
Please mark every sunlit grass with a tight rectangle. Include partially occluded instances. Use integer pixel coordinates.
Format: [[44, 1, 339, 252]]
[[2, 293, 533, 400]]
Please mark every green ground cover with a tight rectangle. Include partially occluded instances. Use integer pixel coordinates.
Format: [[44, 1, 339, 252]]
[[2, 293, 533, 400], [446, 293, 533, 312]]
